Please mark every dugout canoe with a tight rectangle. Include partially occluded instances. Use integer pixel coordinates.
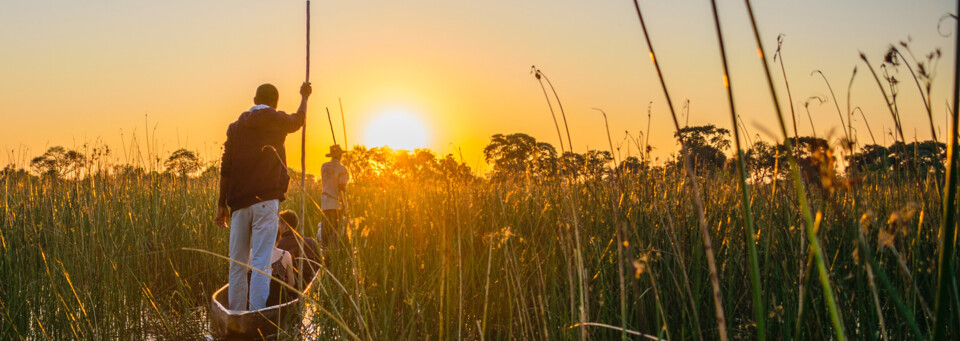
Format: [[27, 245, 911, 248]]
[[209, 272, 319, 339]]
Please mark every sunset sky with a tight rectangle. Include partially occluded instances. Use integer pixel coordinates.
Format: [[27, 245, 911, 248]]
[[1, 0, 956, 173]]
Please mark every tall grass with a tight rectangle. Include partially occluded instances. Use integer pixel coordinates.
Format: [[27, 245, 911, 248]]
[[743, 0, 846, 338], [707, 1, 765, 339], [630, 1, 729, 339], [0, 146, 954, 339], [1, 2, 958, 341], [932, 2, 959, 340]]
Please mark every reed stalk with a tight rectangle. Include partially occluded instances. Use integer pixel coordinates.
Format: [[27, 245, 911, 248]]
[[888, 47, 936, 142], [707, 1, 765, 339], [774, 35, 801, 145], [861, 53, 908, 144], [743, 1, 846, 339], [630, 1, 728, 339], [534, 67, 574, 152], [644, 102, 653, 163], [854, 107, 878, 145], [803, 97, 821, 138], [931, 2, 959, 340], [532, 66, 566, 154], [593, 107, 627, 340], [812, 70, 851, 144], [846, 67, 858, 148]]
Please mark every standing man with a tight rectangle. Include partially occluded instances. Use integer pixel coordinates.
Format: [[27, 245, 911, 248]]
[[215, 82, 311, 311], [320, 144, 350, 247]]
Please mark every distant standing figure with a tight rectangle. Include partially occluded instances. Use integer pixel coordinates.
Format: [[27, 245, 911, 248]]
[[215, 82, 311, 311], [320, 144, 350, 247]]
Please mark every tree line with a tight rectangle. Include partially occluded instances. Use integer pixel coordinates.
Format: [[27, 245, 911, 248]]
[[481, 126, 947, 183], [2, 127, 946, 184]]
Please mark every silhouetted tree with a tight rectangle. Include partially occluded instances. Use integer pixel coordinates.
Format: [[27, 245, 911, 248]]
[[200, 165, 220, 179], [583, 150, 614, 179], [436, 154, 475, 182], [847, 141, 945, 176], [616, 156, 646, 175], [88, 145, 111, 176], [1, 164, 30, 180], [785, 136, 832, 185], [674, 124, 730, 172], [745, 140, 778, 181], [484, 133, 557, 179], [394, 149, 446, 180], [889, 141, 946, 175], [847, 144, 890, 173], [31, 146, 85, 178], [559, 151, 586, 179], [113, 164, 145, 179], [342, 146, 394, 180], [164, 149, 201, 177]]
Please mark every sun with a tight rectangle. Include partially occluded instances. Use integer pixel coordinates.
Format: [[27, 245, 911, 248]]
[[364, 111, 430, 150]]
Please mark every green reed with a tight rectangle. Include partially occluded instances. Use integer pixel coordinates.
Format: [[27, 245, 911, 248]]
[[743, 0, 846, 338], [707, 1, 765, 339]]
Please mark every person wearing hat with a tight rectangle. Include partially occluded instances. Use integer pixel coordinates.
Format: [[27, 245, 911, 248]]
[[319, 144, 350, 247]]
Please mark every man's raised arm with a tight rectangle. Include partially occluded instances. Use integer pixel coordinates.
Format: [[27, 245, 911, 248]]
[[277, 82, 312, 133]]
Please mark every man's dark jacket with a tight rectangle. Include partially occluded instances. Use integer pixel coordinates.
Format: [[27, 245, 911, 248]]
[[220, 106, 303, 210]]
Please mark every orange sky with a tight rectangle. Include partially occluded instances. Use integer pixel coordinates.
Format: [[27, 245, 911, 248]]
[[1, 0, 956, 174]]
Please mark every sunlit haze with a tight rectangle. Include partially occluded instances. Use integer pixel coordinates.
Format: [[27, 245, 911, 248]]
[[364, 111, 430, 150], [0, 0, 956, 174]]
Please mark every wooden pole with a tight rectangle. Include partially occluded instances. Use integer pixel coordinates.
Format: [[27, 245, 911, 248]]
[[305, 0, 310, 83], [298, 0, 310, 292], [339, 97, 348, 149], [326, 107, 338, 145]]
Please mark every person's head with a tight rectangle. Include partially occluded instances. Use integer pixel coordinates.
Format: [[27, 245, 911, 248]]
[[253, 83, 279, 108], [279, 209, 298, 234], [326, 144, 344, 160]]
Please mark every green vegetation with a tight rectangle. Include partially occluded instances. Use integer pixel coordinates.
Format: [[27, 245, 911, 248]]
[[0, 124, 955, 340], [1, 1, 958, 339]]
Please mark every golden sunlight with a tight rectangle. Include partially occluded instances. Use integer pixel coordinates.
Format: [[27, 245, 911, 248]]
[[363, 110, 430, 150]]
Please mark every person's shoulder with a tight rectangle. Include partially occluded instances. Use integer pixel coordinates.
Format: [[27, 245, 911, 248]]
[[276, 236, 297, 251], [226, 119, 240, 134]]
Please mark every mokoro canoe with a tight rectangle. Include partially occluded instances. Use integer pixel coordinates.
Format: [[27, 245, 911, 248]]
[[210, 272, 320, 339]]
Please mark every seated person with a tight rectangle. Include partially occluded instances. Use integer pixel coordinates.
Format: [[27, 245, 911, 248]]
[[277, 210, 322, 284]]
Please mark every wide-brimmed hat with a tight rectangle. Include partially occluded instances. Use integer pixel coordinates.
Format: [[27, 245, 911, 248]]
[[325, 144, 344, 157]]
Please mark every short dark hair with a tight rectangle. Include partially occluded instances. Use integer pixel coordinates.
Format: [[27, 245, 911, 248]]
[[280, 209, 298, 230], [254, 83, 279, 106]]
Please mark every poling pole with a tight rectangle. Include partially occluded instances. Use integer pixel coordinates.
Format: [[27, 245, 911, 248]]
[[339, 97, 348, 150], [326, 107, 338, 145], [298, 0, 310, 291]]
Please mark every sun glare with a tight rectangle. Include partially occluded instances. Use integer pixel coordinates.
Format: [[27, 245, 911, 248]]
[[364, 111, 430, 150]]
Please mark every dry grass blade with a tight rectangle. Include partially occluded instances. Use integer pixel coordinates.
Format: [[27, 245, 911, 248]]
[[707, 1, 765, 339], [630, 1, 728, 339], [742, 1, 846, 339]]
